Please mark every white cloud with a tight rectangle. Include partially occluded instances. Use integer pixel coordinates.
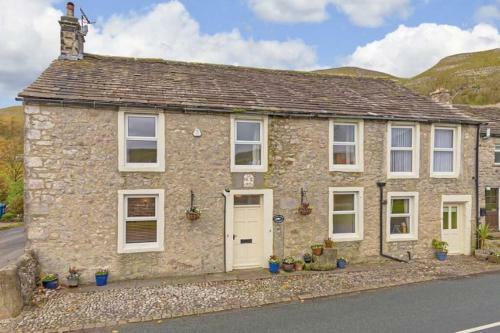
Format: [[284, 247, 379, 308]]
[[344, 23, 500, 77], [475, 1, 500, 23], [0, 0, 317, 105], [248, 0, 411, 27]]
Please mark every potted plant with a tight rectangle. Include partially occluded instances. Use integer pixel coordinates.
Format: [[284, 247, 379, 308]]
[[311, 243, 323, 256], [476, 224, 492, 260], [66, 267, 80, 288], [432, 239, 448, 261], [268, 255, 281, 274], [294, 259, 305, 271], [337, 257, 347, 269], [487, 252, 500, 264], [95, 269, 109, 286], [282, 256, 295, 272], [185, 207, 201, 221], [42, 274, 59, 289], [303, 253, 312, 263], [324, 238, 334, 248]]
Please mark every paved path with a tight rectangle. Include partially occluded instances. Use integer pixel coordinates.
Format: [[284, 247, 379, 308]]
[[0, 227, 26, 267], [90, 272, 500, 333]]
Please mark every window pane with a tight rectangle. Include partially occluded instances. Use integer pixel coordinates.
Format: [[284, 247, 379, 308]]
[[433, 151, 453, 172], [128, 116, 156, 137], [234, 195, 261, 205], [434, 129, 453, 148], [390, 151, 412, 172], [391, 127, 412, 148], [334, 124, 355, 142], [235, 144, 261, 165], [237, 122, 260, 141], [126, 220, 157, 243], [442, 208, 449, 230], [451, 207, 458, 229], [391, 198, 409, 214], [127, 140, 157, 163], [495, 151, 500, 164], [332, 214, 355, 233], [390, 216, 410, 234], [485, 188, 498, 229], [334, 193, 355, 211], [333, 144, 356, 165], [127, 197, 156, 217]]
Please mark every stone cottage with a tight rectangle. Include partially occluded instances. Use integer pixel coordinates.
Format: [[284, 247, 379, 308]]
[[18, 3, 482, 282]]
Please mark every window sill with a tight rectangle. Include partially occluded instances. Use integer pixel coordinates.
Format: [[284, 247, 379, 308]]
[[387, 173, 419, 179], [386, 236, 418, 242], [119, 164, 165, 172], [331, 235, 363, 242], [430, 173, 459, 179], [118, 244, 164, 254], [231, 166, 268, 173], [330, 165, 363, 173]]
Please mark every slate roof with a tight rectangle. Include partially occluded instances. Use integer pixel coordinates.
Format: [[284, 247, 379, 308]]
[[458, 105, 500, 135], [18, 53, 480, 124]]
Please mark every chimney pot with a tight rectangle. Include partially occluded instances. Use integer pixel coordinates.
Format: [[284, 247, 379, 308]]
[[66, 2, 75, 17]]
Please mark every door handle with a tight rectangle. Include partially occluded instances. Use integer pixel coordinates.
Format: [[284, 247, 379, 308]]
[[233, 234, 236, 240]]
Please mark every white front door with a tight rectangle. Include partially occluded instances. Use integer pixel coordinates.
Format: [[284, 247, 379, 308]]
[[442, 204, 464, 254], [233, 195, 263, 269]]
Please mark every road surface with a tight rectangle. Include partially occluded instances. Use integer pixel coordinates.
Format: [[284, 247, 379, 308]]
[[0, 227, 26, 267]]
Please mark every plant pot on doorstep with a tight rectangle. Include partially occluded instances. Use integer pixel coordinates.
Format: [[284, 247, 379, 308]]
[[337, 258, 347, 269], [42, 274, 59, 289], [294, 261, 305, 271], [435, 251, 447, 261], [268, 255, 281, 273], [67, 277, 79, 288], [303, 253, 312, 263], [311, 244, 323, 256], [282, 256, 295, 272]]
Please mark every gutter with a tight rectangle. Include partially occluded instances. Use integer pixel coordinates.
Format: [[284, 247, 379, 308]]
[[16, 97, 483, 126], [475, 125, 481, 249], [377, 181, 410, 263], [222, 189, 230, 273]]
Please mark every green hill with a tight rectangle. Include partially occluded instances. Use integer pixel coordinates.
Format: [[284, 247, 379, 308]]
[[316, 48, 500, 105], [314, 66, 396, 79], [0, 106, 23, 141]]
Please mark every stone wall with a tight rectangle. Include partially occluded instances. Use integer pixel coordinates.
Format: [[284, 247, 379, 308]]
[[24, 104, 478, 281], [478, 136, 500, 231]]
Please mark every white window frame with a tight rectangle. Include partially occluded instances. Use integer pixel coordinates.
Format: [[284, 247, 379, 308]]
[[117, 189, 165, 253], [386, 192, 419, 242], [494, 143, 500, 165], [230, 115, 268, 173], [329, 119, 364, 172], [387, 122, 420, 179], [430, 124, 461, 178], [328, 187, 364, 241], [118, 110, 165, 172]]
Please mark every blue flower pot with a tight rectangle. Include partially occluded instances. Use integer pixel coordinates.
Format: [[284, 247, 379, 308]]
[[337, 260, 347, 269], [436, 251, 447, 261], [269, 262, 280, 274], [42, 279, 58, 289], [95, 274, 108, 286]]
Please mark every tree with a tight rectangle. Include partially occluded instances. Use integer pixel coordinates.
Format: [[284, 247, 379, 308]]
[[0, 139, 23, 182]]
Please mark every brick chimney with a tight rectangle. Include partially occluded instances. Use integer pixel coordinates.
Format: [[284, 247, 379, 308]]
[[429, 88, 452, 104], [59, 2, 85, 60]]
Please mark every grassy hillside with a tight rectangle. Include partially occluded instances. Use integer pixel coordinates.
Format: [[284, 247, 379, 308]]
[[0, 105, 23, 141], [403, 48, 500, 105], [314, 66, 396, 79], [316, 48, 500, 105]]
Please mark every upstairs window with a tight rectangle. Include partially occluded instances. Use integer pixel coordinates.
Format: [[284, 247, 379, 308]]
[[118, 111, 165, 172], [495, 144, 500, 165], [329, 120, 364, 172], [231, 116, 268, 172], [431, 125, 460, 177], [388, 123, 419, 178]]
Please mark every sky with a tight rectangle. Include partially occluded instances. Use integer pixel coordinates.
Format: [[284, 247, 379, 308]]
[[0, 0, 499, 107]]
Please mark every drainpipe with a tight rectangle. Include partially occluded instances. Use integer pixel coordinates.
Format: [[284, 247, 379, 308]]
[[377, 181, 409, 263], [222, 189, 229, 273], [475, 124, 481, 249]]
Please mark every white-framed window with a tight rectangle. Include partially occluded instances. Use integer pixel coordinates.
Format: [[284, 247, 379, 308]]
[[329, 119, 364, 172], [328, 187, 364, 241], [495, 144, 500, 165], [430, 124, 461, 178], [118, 110, 165, 172], [117, 189, 164, 253], [386, 192, 419, 241], [387, 123, 419, 178], [230, 115, 268, 172]]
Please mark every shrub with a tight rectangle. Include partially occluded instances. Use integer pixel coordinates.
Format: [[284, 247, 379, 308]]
[[7, 195, 23, 215], [0, 212, 16, 221], [0, 176, 8, 202]]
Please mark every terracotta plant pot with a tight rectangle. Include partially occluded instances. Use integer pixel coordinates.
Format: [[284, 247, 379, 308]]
[[295, 263, 304, 271], [312, 247, 323, 256], [298, 204, 312, 216], [186, 211, 201, 221]]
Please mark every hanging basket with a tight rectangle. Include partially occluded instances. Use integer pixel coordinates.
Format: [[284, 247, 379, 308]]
[[298, 203, 312, 215], [186, 210, 201, 221]]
